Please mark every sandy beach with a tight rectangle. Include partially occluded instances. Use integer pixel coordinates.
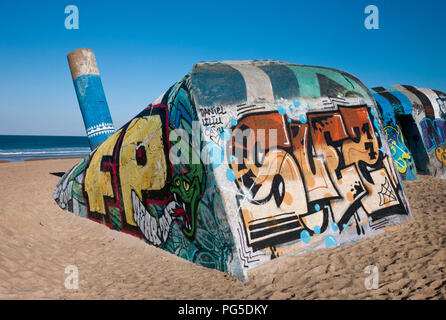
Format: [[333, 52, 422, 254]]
[[0, 158, 444, 300]]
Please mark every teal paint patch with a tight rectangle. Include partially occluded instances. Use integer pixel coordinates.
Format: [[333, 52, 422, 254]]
[[287, 65, 368, 98], [286, 65, 320, 98], [405, 168, 417, 180], [278, 105, 287, 115]]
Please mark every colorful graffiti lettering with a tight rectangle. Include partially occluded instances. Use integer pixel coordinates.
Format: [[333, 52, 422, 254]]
[[420, 118, 446, 152], [82, 106, 172, 239], [384, 125, 412, 174], [55, 96, 235, 273], [229, 105, 408, 252]]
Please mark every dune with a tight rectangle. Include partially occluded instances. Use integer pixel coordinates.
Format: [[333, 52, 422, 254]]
[[0, 158, 444, 299]]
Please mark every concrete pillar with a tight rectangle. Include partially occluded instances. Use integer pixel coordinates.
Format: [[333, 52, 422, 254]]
[[67, 48, 115, 150]]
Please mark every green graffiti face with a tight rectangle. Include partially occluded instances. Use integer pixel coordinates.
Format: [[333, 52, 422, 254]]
[[168, 130, 204, 239], [169, 163, 203, 239]]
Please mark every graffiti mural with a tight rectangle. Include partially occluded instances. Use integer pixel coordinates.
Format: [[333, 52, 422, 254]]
[[226, 105, 408, 253], [372, 89, 417, 180], [55, 60, 413, 281], [55, 86, 241, 278], [372, 85, 446, 178], [383, 125, 413, 174]]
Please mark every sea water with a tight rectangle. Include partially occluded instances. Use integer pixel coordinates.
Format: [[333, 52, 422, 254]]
[[0, 135, 91, 162]]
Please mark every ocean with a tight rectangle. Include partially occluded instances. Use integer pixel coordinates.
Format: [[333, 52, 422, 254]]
[[0, 135, 91, 162]]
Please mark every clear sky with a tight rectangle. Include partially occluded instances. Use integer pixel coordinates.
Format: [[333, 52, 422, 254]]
[[0, 0, 445, 135]]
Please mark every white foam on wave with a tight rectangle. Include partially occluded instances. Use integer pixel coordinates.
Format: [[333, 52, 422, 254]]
[[0, 147, 91, 160]]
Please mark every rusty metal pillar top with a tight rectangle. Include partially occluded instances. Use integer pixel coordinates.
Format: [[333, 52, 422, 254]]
[[67, 48, 100, 81]]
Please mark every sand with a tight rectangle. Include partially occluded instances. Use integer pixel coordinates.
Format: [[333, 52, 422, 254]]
[[0, 158, 444, 300]]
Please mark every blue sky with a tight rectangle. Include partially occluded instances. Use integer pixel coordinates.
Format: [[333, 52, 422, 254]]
[[0, 0, 445, 135]]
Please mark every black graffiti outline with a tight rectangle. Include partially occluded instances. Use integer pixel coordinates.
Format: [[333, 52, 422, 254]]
[[229, 105, 409, 252], [81, 105, 173, 238]]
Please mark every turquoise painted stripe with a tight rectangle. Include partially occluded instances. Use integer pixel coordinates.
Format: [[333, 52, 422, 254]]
[[286, 66, 320, 98], [286, 66, 369, 99]]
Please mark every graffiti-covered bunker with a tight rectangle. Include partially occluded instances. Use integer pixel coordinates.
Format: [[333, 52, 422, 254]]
[[54, 60, 412, 281], [372, 86, 446, 180]]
